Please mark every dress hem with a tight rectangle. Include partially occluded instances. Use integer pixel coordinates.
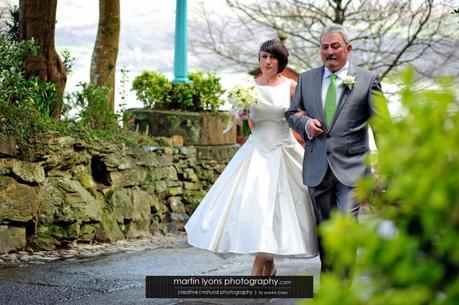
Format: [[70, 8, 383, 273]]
[[187, 241, 319, 259]]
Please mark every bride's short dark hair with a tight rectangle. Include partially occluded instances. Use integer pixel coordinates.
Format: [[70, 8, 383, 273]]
[[259, 39, 289, 73]]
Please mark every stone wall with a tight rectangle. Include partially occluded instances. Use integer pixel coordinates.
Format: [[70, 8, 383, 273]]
[[0, 134, 238, 253]]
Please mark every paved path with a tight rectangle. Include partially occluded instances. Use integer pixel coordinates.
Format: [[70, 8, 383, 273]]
[[0, 234, 320, 305]]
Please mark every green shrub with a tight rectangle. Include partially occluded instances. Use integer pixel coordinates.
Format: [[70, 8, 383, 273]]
[[131, 70, 225, 112], [0, 32, 162, 150], [132, 71, 172, 108], [63, 82, 119, 131], [168, 81, 194, 110], [61, 82, 166, 147], [305, 67, 459, 305], [60, 49, 75, 74], [188, 71, 225, 111], [0, 32, 56, 144]]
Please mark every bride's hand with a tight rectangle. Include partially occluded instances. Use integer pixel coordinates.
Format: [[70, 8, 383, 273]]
[[235, 109, 249, 126], [237, 109, 249, 120]]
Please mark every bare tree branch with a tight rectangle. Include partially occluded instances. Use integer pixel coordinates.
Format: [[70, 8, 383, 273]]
[[190, 0, 459, 80]]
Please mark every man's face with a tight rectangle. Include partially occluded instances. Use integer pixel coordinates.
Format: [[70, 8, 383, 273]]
[[320, 32, 352, 72]]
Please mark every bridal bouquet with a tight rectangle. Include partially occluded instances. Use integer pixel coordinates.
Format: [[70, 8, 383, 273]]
[[226, 84, 259, 136]]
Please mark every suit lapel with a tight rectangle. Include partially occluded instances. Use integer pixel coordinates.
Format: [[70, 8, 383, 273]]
[[312, 67, 325, 123], [329, 63, 357, 129]]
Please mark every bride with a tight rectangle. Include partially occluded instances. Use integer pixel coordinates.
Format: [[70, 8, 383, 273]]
[[185, 39, 318, 276]]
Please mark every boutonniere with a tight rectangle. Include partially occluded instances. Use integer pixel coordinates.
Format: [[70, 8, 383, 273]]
[[340, 75, 356, 90]]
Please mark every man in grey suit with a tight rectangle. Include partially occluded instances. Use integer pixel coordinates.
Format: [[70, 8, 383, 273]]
[[285, 24, 387, 273]]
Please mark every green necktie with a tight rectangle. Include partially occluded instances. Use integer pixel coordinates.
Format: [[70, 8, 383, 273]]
[[324, 73, 337, 127]]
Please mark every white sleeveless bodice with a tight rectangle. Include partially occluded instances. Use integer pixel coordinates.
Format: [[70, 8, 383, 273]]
[[249, 79, 296, 146]]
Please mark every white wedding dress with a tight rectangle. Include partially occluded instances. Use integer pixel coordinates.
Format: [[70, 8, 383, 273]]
[[185, 79, 318, 257]]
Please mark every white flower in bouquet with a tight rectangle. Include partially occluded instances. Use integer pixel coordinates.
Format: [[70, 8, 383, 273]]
[[227, 84, 260, 111], [223, 84, 260, 136]]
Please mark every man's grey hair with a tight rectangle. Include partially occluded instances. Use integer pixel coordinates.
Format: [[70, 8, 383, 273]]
[[320, 24, 350, 44]]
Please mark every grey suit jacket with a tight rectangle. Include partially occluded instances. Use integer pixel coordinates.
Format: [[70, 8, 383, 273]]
[[285, 63, 383, 187]]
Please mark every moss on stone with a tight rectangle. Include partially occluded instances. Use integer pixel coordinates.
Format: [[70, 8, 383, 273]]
[[183, 190, 205, 214], [79, 223, 99, 242], [98, 208, 124, 242]]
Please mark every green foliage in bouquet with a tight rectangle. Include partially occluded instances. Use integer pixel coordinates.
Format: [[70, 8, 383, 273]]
[[304, 67, 459, 305], [131, 70, 225, 112], [241, 120, 251, 137]]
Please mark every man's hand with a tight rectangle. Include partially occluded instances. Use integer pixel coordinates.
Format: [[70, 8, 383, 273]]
[[306, 119, 324, 138]]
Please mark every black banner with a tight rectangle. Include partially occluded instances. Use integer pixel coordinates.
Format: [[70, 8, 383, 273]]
[[146, 275, 313, 298]]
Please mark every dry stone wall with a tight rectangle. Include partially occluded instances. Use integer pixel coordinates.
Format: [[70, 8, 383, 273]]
[[0, 134, 238, 253]]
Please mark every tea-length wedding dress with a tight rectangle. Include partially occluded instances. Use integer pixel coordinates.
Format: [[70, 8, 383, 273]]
[[185, 79, 318, 257]]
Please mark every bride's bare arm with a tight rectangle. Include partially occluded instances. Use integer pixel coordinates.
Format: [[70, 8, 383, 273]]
[[290, 79, 298, 99]]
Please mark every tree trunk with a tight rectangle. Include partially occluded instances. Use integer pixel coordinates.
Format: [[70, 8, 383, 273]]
[[90, 0, 120, 109], [19, 0, 66, 121]]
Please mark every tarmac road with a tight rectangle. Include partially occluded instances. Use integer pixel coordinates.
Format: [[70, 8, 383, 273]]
[[0, 243, 320, 305]]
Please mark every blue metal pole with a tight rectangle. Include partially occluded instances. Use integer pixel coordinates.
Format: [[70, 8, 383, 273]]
[[173, 0, 190, 83]]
